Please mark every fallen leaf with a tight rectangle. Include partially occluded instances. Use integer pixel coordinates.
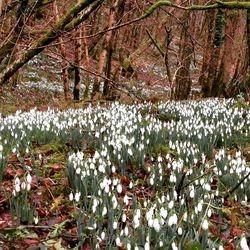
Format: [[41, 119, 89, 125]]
[[51, 194, 64, 211]]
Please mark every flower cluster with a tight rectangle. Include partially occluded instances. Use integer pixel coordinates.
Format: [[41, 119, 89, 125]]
[[0, 99, 249, 248]]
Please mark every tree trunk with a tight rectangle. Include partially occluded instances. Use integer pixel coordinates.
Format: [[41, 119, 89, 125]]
[[0, 0, 104, 86], [199, 11, 215, 96], [83, 25, 91, 99], [53, 0, 71, 100], [174, 10, 195, 100], [209, 9, 225, 96], [247, 9, 250, 73], [92, 0, 120, 98], [73, 31, 82, 100]]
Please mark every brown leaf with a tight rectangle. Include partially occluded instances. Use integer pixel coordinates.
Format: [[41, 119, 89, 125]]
[[0, 213, 12, 228], [51, 164, 63, 174], [82, 242, 92, 250], [23, 239, 39, 246], [230, 226, 244, 238], [36, 207, 49, 217]]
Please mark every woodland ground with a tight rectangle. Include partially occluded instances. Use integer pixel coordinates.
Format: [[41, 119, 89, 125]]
[[0, 56, 249, 250]]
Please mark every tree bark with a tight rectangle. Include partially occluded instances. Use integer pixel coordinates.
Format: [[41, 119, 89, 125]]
[[199, 10, 216, 96], [92, 0, 121, 98], [83, 25, 91, 98], [53, 0, 71, 100], [247, 9, 250, 73], [209, 9, 225, 97], [174, 9, 196, 100], [0, 0, 104, 86]]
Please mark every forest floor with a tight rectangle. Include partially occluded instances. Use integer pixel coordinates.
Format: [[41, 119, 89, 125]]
[[0, 54, 249, 250]]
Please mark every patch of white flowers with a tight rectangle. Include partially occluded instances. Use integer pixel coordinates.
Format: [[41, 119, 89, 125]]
[[0, 99, 249, 248]]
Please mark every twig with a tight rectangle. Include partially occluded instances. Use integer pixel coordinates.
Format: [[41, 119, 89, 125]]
[[224, 171, 250, 200]]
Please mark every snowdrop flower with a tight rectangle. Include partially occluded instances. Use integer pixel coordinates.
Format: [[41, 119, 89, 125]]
[[124, 226, 129, 236], [21, 182, 26, 190], [101, 231, 105, 240], [127, 243, 131, 250], [26, 183, 31, 191], [111, 165, 116, 173], [168, 214, 177, 226], [102, 206, 107, 216], [75, 192, 81, 202], [145, 241, 150, 250], [15, 183, 20, 193], [117, 184, 122, 194], [69, 192, 74, 201], [168, 200, 174, 209], [153, 218, 161, 232], [240, 235, 249, 250], [202, 219, 209, 230], [34, 216, 39, 225], [112, 195, 118, 209], [122, 213, 126, 222], [124, 194, 129, 205], [113, 221, 118, 230], [115, 237, 121, 246], [160, 207, 168, 219], [190, 188, 195, 198], [128, 148, 133, 156], [207, 208, 212, 217], [197, 202, 203, 212], [26, 173, 32, 184], [178, 227, 183, 235], [171, 242, 178, 250]]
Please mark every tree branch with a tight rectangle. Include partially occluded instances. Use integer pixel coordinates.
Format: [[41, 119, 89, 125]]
[[0, 0, 104, 85]]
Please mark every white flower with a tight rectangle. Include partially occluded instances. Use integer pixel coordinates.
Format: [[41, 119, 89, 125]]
[[197, 202, 203, 212], [240, 235, 250, 250], [168, 214, 177, 226], [133, 216, 140, 228], [128, 148, 133, 156], [127, 243, 131, 250], [113, 221, 118, 230], [122, 213, 126, 222], [75, 192, 81, 202], [117, 184, 122, 194], [153, 218, 161, 232], [129, 181, 133, 189], [0, 145, 3, 151], [21, 182, 26, 190], [115, 237, 121, 246], [178, 227, 183, 235], [145, 241, 150, 250], [124, 226, 129, 236], [190, 189, 195, 198], [26, 183, 31, 191], [112, 196, 118, 209], [124, 194, 129, 205], [160, 207, 168, 219], [69, 192, 74, 201], [26, 173, 32, 184], [171, 242, 178, 250], [101, 231, 105, 240], [34, 216, 39, 225], [207, 208, 212, 217], [102, 206, 107, 216], [202, 219, 209, 230], [15, 183, 20, 193], [168, 200, 174, 209]]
